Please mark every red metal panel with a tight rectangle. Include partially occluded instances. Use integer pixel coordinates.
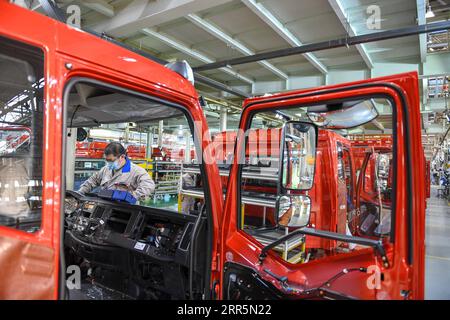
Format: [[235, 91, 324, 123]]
[[221, 73, 424, 300]]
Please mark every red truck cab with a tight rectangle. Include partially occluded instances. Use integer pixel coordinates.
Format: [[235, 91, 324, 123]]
[[75, 141, 108, 159], [212, 128, 357, 255]]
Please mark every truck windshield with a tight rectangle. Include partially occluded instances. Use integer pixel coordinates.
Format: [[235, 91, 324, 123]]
[[65, 81, 202, 214]]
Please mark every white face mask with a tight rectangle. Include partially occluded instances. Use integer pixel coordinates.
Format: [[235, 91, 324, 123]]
[[107, 158, 121, 170]]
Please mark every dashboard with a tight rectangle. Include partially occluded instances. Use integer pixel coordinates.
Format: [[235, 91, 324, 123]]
[[63, 190, 206, 299], [64, 190, 200, 277]]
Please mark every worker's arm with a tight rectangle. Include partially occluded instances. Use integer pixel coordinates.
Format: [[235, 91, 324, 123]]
[[278, 207, 293, 226], [132, 169, 155, 201], [78, 168, 104, 194]]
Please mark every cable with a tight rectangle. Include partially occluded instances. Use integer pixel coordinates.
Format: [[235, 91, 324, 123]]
[[67, 104, 82, 137], [440, 126, 450, 146]]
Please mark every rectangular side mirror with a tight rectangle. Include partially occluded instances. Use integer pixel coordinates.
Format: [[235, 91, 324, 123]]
[[280, 121, 317, 191], [277, 195, 311, 228]]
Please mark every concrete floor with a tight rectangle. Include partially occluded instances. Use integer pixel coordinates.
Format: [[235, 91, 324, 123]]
[[425, 186, 450, 299]]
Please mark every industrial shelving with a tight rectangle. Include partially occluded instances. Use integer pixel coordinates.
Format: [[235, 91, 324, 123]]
[[151, 160, 182, 200], [427, 76, 449, 98], [74, 158, 106, 190], [179, 162, 305, 263]]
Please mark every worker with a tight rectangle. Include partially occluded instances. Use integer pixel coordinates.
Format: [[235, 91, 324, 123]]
[[278, 197, 310, 227], [78, 142, 155, 202], [180, 172, 196, 214]]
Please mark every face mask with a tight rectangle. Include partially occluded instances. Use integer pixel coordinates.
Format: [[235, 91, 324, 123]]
[[107, 158, 121, 171]]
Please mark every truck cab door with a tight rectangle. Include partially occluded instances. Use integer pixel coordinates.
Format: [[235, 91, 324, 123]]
[[0, 3, 62, 299], [220, 72, 425, 300]]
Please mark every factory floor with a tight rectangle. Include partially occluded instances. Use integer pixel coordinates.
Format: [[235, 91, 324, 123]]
[[426, 186, 450, 299]]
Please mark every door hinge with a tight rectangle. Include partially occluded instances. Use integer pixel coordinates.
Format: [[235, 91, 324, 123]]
[[400, 290, 411, 299]]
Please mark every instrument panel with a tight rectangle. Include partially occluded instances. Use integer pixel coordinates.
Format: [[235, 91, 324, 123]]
[[63, 190, 205, 299], [64, 196, 79, 214], [64, 191, 196, 265]]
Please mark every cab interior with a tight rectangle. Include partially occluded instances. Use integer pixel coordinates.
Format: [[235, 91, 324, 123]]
[[62, 81, 211, 300]]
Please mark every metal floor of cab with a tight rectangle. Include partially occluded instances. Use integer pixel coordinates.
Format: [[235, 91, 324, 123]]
[[425, 186, 450, 299], [68, 280, 129, 300]]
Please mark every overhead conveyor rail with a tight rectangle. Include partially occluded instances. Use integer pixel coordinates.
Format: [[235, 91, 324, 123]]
[[193, 20, 450, 72]]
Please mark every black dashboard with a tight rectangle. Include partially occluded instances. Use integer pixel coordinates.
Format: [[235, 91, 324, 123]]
[[64, 190, 197, 265], [63, 190, 204, 299]]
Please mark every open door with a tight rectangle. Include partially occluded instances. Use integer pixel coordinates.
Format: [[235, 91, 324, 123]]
[[220, 72, 425, 300], [0, 4, 62, 299]]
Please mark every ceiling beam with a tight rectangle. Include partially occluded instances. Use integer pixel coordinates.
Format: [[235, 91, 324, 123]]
[[241, 0, 327, 75], [11, 0, 30, 8], [58, 0, 115, 17], [194, 73, 251, 98], [186, 13, 288, 80], [82, 0, 115, 18], [141, 28, 254, 85], [91, 0, 234, 38], [90, 0, 148, 35], [416, 0, 427, 63], [31, 0, 42, 11], [37, 0, 66, 21], [328, 0, 374, 69], [33, 0, 250, 98], [372, 119, 385, 131], [193, 20, 450, 72]]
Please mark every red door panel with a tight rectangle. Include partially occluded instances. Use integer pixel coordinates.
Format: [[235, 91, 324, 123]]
[[221, 72, 424, 300], [0, 236, 55, 299], [0, 3, 63, 300]]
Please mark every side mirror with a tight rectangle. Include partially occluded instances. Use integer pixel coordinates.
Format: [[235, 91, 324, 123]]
[[76, 128, 88, 142], [280, 121, 317, 191], [277, 195, 311, 228]]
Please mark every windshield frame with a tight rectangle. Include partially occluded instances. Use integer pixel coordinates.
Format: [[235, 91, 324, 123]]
[[234, 88, 405, 264]]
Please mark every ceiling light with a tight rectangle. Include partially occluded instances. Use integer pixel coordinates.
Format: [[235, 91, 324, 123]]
[[426, 5, 435, 18]]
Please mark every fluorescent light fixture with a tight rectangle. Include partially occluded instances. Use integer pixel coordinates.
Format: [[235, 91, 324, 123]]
[[204, 110, 220, 118], [426, 5, 435, 18]]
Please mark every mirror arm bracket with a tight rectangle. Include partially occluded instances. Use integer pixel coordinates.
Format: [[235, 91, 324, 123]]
[[297, 227, 390, 268], [259, 227, 390, 268], [259, 228, 304, 264], [375, 242, 390, 268]]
